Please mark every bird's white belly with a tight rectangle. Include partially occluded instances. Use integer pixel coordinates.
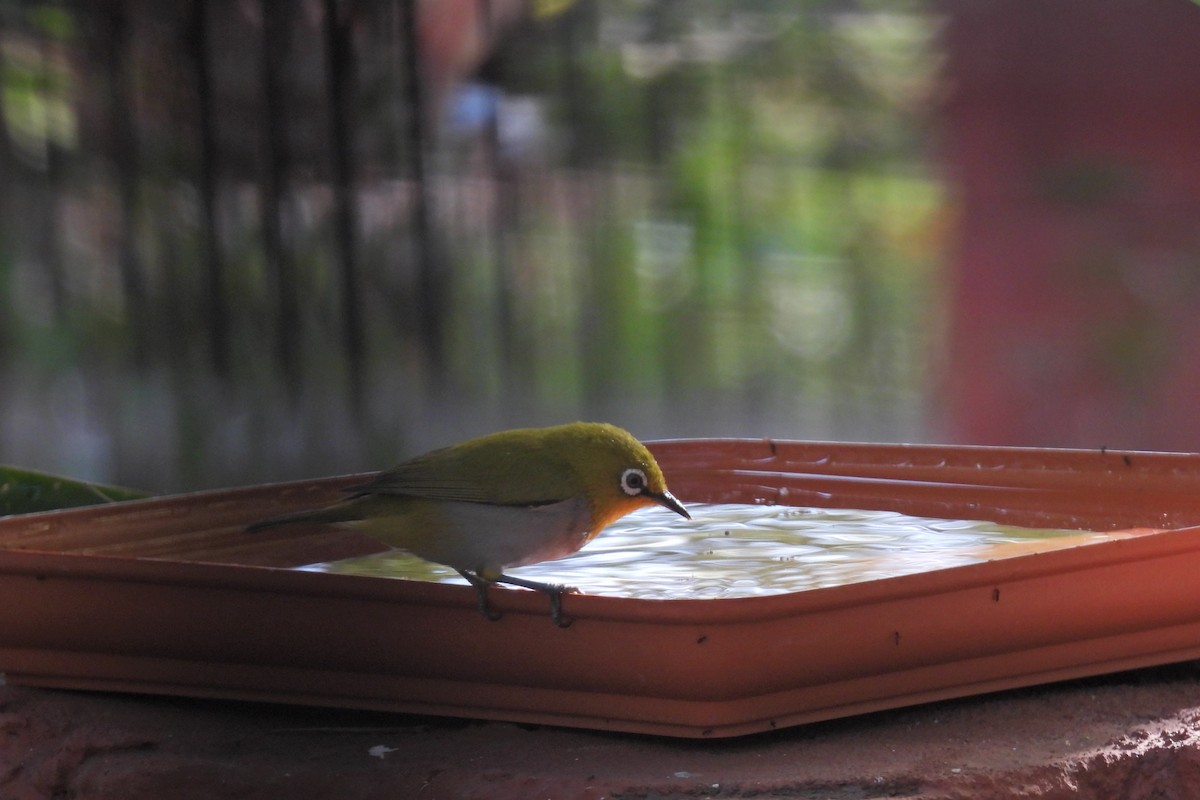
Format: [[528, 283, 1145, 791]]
[[407, 496, 594, 574]]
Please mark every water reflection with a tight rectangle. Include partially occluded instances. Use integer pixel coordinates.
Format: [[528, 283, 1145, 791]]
[[301, 504, 1133, 599]]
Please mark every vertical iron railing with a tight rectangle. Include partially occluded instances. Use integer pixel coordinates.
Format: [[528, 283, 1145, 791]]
[[323, 0, 366, 407], [258, 0, 300, 390]]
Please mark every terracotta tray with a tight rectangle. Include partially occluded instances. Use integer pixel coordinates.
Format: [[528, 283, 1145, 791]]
[[3, 439, 1200, 738]]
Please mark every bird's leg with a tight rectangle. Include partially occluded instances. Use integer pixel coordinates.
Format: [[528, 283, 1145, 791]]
[[494, 573, 580, 628], [456, 569, 579, 627], [455, 569, 501, 621]]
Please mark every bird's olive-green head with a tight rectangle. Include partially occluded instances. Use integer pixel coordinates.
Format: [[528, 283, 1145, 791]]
[[546, 422, 690, 530]]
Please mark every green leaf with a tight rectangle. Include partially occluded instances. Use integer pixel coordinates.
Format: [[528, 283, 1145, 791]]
[[0, 466, 149, 516]]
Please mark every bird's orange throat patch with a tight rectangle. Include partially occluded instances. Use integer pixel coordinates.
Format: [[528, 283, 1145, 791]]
[[588, 495, 656, 538]]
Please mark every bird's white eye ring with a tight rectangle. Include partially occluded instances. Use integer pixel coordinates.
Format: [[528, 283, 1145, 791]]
[[621, 468, 647, 496]]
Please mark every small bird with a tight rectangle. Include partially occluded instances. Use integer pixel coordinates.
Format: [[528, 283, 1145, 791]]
[[246, 422, 689, 626]]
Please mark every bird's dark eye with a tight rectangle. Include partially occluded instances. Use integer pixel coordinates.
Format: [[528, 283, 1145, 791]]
[[620, 468, 647, 496]]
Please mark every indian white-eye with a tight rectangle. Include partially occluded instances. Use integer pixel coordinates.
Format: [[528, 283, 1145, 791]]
[[246, 422, 689, 626]]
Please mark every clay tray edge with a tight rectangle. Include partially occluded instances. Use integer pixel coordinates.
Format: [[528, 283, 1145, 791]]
[[3, 438, 1200, 738]]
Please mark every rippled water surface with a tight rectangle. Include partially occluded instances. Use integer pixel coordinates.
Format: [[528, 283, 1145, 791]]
[[303, 503, 1134, 599]]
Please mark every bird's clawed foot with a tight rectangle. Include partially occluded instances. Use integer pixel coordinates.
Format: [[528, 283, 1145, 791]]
[[499, 574, 579, 628], [543, 583, 578, 629], [456, 569, 503, 621], [456, 570, 579, 627]]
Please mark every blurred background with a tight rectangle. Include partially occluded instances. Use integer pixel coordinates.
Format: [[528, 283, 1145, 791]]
[[0, 0, 1197, 493]]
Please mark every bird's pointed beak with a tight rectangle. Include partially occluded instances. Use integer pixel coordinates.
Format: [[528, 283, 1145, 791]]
[[649, 489, 690, 519]]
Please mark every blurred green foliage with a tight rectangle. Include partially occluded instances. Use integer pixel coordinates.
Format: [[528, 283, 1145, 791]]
[[0, 0, 945, 491], [0, 465, 146, 515]]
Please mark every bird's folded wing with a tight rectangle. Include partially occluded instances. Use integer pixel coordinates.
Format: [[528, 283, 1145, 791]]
[[348, 443, 577, 506]]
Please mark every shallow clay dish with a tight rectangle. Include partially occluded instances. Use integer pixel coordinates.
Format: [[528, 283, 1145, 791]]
[[3, 439, 1200, 737]]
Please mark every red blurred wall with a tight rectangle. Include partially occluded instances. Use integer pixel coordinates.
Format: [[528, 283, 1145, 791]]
[[940, 0, 1200, 450]]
